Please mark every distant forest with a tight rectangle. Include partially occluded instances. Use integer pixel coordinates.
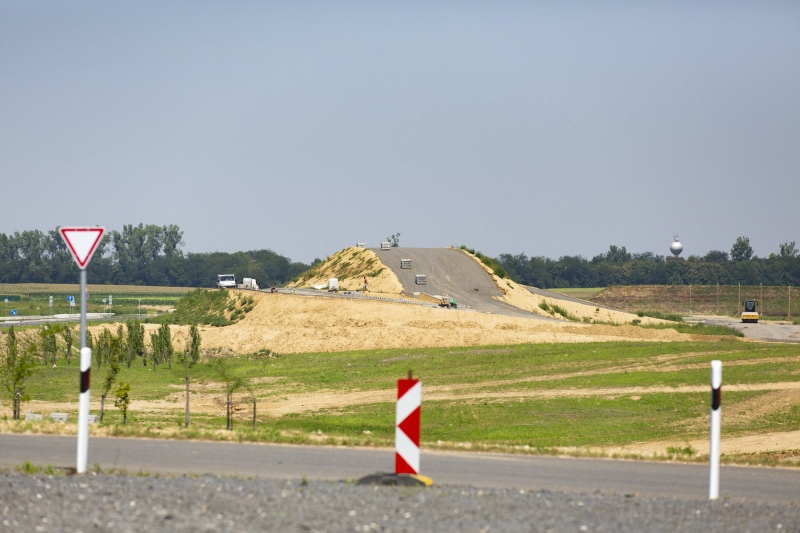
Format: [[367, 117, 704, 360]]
[[0, 224, 309, 287], [2, 226, 799, 288], [495, 238, 800, 288]]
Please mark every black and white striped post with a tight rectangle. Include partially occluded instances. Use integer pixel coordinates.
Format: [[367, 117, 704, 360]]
[[77, 345, 92, 473], [60, 227, 105, 475], [709, 360, 722, 500]]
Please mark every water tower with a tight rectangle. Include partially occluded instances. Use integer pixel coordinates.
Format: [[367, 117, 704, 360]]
[[670, 234, 683, 257]]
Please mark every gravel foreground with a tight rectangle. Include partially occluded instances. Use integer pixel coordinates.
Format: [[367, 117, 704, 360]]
[[1, 474, 797, 532]]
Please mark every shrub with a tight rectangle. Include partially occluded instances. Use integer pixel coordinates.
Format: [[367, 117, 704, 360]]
[[459, 245, 508, 278]]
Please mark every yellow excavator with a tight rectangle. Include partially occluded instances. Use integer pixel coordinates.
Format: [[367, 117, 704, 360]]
[[741, 300, 759, 323]]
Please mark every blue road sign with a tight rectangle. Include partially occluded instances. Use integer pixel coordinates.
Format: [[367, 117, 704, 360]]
[[11, 310, 16, 316], [68, 295, 74, 302]]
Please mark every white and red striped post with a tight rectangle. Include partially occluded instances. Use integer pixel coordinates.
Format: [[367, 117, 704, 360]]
[[709, 360, 722, 500], [395, 375, 421, 475]]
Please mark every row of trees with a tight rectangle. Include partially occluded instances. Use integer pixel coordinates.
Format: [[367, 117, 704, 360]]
[[0, 321, 201, 423], [496, 238, 800, 288], [0, 224, 309, 287], [2, 322, 250, 429]]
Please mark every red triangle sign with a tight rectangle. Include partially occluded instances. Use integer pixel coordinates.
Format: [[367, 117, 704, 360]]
[[60, 227, 105, 269]]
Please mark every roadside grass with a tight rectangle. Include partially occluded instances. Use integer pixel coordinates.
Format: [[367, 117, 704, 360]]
[[458, 246, 508, 278], [636, 310, 685, 322], [547, 287, 606, 300], [151, 288, 254, 326], [639, 322, 744, 337], [6, 340, 800, 465]]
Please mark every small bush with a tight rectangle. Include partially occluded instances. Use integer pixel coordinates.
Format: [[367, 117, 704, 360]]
[[667, 445, 696, 457], [636, 310, 684, 322], [551, 304, 580, 322]]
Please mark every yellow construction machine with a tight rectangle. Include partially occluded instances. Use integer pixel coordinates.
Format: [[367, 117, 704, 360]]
[[741, 300, 759, 323]]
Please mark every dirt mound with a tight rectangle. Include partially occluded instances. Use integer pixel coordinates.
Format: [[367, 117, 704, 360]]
[[292, 246, 652, 325], [459, 249, 663, 325], [288, 247, 403, 293], [193, 291, 696, 355]]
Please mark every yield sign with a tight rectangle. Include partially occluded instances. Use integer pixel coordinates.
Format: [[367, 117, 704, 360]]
[[60, 227, 105, 269]]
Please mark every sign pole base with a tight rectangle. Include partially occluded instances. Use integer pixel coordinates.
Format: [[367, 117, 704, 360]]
[[356, 473, 433, 487]]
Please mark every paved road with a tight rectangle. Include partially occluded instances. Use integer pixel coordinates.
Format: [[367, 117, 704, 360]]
[[372, 247, 551, 320], [693, 316, 800, 343], [0, 313, 120, 328], [1, 434, 798, 504]]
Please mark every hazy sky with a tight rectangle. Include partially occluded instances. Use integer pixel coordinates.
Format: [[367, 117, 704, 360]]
[[2, 2, 798, 264]]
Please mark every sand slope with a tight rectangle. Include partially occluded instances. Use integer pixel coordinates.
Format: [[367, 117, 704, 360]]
[[195, 291, 696, 355]]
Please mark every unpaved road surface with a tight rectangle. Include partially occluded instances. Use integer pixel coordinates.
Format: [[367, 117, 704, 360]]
[[3, 474, 798, 533], [697, 317, 800, 343], [372, 247, 550, 319]]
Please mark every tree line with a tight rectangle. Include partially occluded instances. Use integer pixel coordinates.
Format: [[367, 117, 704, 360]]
[[496, 237, 800, 288], [1, 321, 201, 424], [0, 224, 309, 287]]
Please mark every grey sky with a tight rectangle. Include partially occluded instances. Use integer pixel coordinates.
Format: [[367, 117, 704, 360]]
[[2, 2, 798, 264]]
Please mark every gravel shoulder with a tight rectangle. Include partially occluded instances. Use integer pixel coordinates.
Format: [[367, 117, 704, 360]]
[[2, 474, 797, 532]]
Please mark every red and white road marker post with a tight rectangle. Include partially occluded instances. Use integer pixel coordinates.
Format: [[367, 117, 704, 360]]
[[356, 371, 432, 486], [396, 376, 421, 475], [709, 360, 722, 500], [60, 227, 105, 474]]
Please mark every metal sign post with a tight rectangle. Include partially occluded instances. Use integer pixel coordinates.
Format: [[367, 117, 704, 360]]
[[59, 226, 105, 475]]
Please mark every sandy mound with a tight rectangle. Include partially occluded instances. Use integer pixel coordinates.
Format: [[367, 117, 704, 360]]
[[291, 245, 656, 326], [288, 247, 403, 293], [193, 291, 694, 355], [459, 249, 663, 325]]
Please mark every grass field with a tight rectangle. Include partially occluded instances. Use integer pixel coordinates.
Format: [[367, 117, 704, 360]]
[[546, 287, 607, 300], [5, 338, 799, 466], [0, 283, 193, 317]]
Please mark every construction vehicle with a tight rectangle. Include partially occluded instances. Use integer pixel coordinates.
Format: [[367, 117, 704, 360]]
[[217, 274, 236, 289], [439, 296, 457, 309], [741, 300, 759, 323]]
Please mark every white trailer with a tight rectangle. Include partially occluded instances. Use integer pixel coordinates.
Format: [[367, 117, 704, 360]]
[[328, 278, 339, 292], [239, 278, 258, 290]]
